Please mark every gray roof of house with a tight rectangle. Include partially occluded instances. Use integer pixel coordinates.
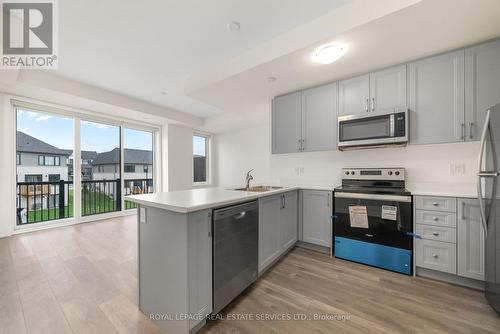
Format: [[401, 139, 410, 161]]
[[81, 151, 98, 160], [16, 131, 70, 156], [92, 148, 153, 165]]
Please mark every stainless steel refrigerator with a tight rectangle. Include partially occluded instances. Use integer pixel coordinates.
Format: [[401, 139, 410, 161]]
[[478, 102, 500, 314]]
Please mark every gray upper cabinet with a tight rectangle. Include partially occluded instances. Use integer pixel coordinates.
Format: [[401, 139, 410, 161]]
[[465, 39, 500, 141], [280, 191, 298, 251], [369, 65, 407, 113], [301, 83, 337, 152], [408, 50, 465, 145], [457, 199, 485, 281], [338, 74, 370, 116], [272, 92, 302, 154], [301, 190, 332, 248]]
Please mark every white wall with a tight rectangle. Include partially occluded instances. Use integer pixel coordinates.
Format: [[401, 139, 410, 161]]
[[214, 122, 480, 194], [167, 124, 195, 191]]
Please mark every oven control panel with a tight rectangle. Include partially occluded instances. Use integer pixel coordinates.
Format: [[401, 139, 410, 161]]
[[342, 168, 405, 181]]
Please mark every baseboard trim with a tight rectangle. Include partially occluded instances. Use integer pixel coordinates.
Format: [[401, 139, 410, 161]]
[[296, 241, 331, 255], [416, 267, 485, 291]]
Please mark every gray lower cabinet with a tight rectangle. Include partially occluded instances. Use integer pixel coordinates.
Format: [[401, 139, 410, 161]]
[[272, 92, 302, 154], [301, 83, 337, 151], [338, 74, 370, 116], [258, 194, 281, 272], [369, 64, 407, 113], [457, 199, 485, 281], [280, 190, 298, 250], [138, 206, 212, 334], [465, 39, 500, 141], [258, 191, 298, 272], [300, 190, 332, 248], [408, 50, 465, 145], [415, 196, 485, 282]]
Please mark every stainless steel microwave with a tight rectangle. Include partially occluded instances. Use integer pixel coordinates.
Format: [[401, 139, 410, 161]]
[[337, 109, 408, 150]]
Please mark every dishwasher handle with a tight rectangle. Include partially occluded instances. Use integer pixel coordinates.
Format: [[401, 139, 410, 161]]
[[213, 201, 258, 220]]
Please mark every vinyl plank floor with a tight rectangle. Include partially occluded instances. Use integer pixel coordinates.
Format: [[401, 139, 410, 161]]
[[1, 215, 499, 334]]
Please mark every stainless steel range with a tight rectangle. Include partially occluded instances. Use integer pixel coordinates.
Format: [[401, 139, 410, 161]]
[[333, 168, 413, 275]]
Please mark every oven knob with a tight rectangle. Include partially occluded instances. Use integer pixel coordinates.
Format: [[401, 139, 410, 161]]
[[351, 171, 355, 175], [395, 171, 400, 176], [388, 171, 393, 175], [345, 171, 350, 175]]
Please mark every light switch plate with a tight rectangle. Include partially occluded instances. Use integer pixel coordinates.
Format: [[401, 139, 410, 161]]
[[140, 207, 147, 223]]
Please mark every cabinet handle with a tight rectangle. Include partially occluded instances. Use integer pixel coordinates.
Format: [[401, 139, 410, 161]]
[[365, 98, 369, 112], [432, 253, 439, 258], [302, 139, 306, 151], [371, 98, 375, 112], [432, 232, 440, 237], [462, 201, 466, 220], [297, 139, 302, 152], [461, 123, 465, 140], [432, 202, 439, 207], [208, 212, 212, 237], [469, 122, 474, 139], [433, 216, 439, 221], [327, 193, 330, 207], [283, 194, 286, 209]]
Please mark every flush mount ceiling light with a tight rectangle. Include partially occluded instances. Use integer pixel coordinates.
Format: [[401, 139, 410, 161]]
[[227, 21, 240, 31], [160, 91, 167, 95], [312, 43, 347, 64]]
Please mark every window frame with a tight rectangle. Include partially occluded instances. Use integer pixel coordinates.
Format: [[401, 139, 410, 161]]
[[25, 174, 43, 183], [124, 164, 135, 173], [192, 133, 210, 186], [16, 153, 20, 165]]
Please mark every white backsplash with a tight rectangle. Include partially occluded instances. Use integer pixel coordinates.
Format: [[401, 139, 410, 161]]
[[214, 124, 480, 193]]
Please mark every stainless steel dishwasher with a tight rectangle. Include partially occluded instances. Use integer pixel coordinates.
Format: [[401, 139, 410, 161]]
[[213, 200, 258, 314]]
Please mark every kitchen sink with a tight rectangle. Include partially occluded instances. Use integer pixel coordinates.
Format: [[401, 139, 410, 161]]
[[232, 186, 283, 192]]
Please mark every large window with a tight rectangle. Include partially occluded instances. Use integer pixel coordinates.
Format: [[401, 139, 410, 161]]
[[16, 108, 74, 225], [193, 135, 209, 184], [15, 105, 157, 226], [81, 121, 121, 216], [123, 128, 154, 209]]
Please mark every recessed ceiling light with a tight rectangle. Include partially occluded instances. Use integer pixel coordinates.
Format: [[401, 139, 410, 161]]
[[160, 91, 167, 95], [227, 21, 240, 31], [312, 43, 347, 64], [267, 76, 277, 83]]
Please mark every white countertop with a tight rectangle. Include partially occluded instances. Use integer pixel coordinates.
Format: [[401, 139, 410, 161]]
[[407, 182, 477, 198], [127, 181, 478, 213], [126, 186, 300, 213]]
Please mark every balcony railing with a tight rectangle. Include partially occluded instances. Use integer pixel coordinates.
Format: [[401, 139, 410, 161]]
[[16, 178, 153, 225], [81, 179, 121, 216], [16, 180, 73, 225], [124, 178, 153, 209]]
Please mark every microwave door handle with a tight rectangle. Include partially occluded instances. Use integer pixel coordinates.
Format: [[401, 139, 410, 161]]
[[365, 98, 369, 112]]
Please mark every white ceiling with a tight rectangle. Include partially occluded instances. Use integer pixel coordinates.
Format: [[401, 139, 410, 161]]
[[192, 0, 500, 132], [56, 0, 352, 118]]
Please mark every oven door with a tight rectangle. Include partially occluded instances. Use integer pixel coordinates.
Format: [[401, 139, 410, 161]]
[[338, 112, 395, 148], [333, 192, 413, 274], [333, 192, 413, 249]]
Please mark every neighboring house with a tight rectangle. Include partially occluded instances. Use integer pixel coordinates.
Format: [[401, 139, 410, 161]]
[[16, 131, 71, 216], [67, 150, 98, 181], [92, 147, 153, 195], [16, 131, 70, 183]]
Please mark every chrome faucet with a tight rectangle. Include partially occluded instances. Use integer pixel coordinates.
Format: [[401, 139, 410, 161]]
[[245, 169, 254, 190]]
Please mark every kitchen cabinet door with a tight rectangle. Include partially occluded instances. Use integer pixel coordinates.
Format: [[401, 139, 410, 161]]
[[301, 190, 332, 247], [272, 92, 302, 154], [188, 209, 213, 328], [457, 199, 485, 281], [369, 64, 407, 113], [338, 74, 370, 116], [258, 194, 281, 272], [301, 83, 337, 152], [280, 191, 298, 251], [465, 39, 500, 141], [408, 50, 465, 144]]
